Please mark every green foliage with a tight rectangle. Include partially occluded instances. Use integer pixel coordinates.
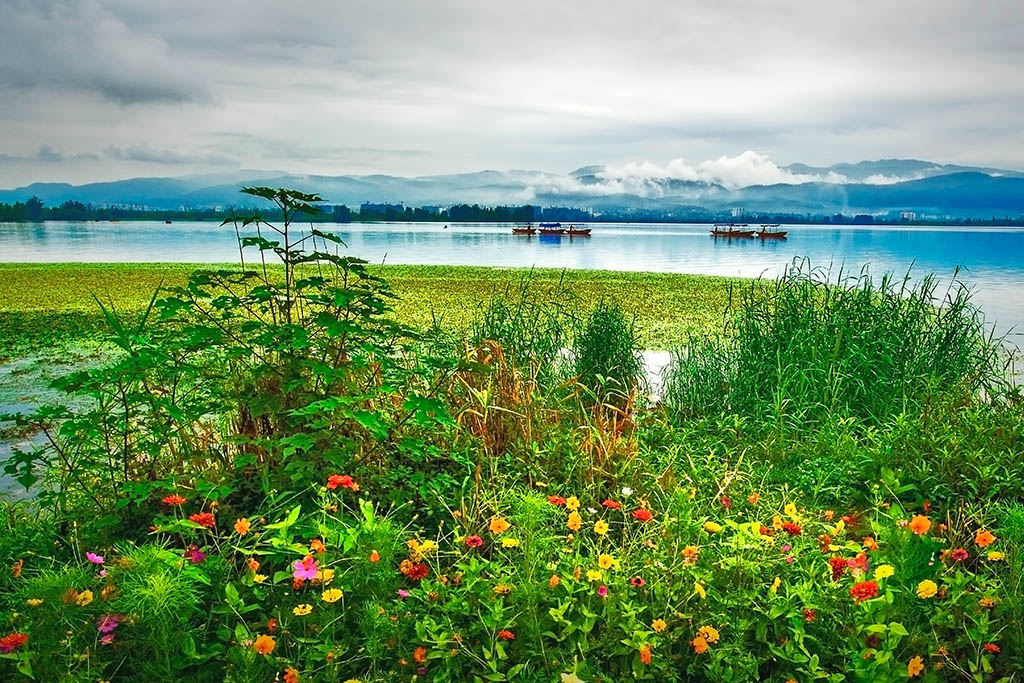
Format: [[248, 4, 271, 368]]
[[572, 301, 644, 401]]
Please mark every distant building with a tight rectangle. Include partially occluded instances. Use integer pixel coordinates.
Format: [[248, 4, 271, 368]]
[[899, 211, 917, 221], [730, 207, 744, 218]]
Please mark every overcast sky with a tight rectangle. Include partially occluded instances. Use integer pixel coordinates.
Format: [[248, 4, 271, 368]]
[[1, 0, 1022, 187]]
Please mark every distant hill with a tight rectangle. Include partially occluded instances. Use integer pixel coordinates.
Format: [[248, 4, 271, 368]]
[[2, 160, 1023, 218]]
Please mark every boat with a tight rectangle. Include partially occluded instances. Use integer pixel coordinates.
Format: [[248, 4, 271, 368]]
[[539, 222, 566, 234], [538, 222, 562, 228], [566, 225, 592, 236], [756, 224, 788, 239], [512, 223, 536, 235], [165, 219, 173, 224], [710, 223, 755, 238]]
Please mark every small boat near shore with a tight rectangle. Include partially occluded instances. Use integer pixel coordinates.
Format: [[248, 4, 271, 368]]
[[539, 222, 566, 234], [756, 224, 788, 239], [567, 225, 592, 236], [710, 223, 755, 238], [512, 223, 536, 235]]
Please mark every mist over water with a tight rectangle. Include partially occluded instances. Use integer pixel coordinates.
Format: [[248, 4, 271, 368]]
[[3, 220, 1023, 339]]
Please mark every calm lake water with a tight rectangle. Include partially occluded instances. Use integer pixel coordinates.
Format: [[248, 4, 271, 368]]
[[2, 220, 1023, 338]]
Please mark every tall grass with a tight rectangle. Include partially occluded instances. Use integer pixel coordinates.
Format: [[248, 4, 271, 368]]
[[664, 260, 1010, 425], [573, 301, 644, 401]]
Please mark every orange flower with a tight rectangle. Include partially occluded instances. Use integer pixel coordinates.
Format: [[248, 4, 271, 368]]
[[691, 635, 708, 654], [162, 494, 187, 506], [234, 518, 251, 535], [369, 550, 380, 563], [639, 643, 652, 665], [863, 536, 878, 551], [489, 516, 511, 534], [247, 557, 261, 572], [682, 545, 699, 564], [567, 511, 582, 532], [283, 667, 300, 683], [907, 655, 924, 677], [11, 559, 23, 579], [414, 646, 427, 663], [189, 511, 216, 529], [747, 493, 760, 505], [850, 580, 879, 604], [908, 515, 931, 536], [310, 539, 326, 554], [975, 529, 997, 548], [253, 634, 276, 655], [549, 574, 561, 588]]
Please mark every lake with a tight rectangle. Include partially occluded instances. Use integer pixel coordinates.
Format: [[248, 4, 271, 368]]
[[2, 220, 1023, 338]]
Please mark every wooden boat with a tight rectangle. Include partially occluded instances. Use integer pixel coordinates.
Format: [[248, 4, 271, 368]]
[[538, 222, 562, 228], [512, 223, 536, 235], [710, 224, 755, 238], [566, 226, 592, 236], [539, 226, 566, 234], [757, 224, 788, 239]]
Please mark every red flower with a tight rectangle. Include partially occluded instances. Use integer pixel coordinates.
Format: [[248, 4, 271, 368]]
[[984, 643, 1001, 653], [781, 521, 802, 536], [602, 499, 622, 509], [803, 608, 817, 622], [828, 556, 847, 581], [497, 629, 515, 640], [405, 562, 429, 581], [189, 511, 216, 529], [632, 508, 653, 523], [326, 474, 359, 491], [0, 632, 28, 654], [465, 535, 484, 548], [818, 534, 832, 552], [547, 495, 567, 506], [267, 617, 278, 633], [951, 548, 969, 562], [759, 525, 774, 537], [847, 552, 869, 573], [850, 580, 879, 604], [720, 496, 732, 509], [162, 494, 187, 506], [630, 576, 646, 588]]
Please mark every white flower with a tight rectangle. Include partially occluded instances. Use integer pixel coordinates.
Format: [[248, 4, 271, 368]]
[[586, 507, 597, 514], [561, 673, 584, 683], [621, 487, 633, 497]]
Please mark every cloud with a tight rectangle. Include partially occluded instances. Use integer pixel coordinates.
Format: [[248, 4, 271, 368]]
[[104, 145, 237, 166], [0, 0, 209, 104]]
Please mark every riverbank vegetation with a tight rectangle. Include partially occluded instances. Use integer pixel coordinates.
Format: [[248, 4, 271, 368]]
[[2, 187, 1022, 682]]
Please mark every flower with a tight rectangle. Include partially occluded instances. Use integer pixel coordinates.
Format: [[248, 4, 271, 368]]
[[781, 521, 802, 536], [0, 633, 28, 654], [698, 625, 720, 643], [784, 502, 797, 517], [980, 596, 997, 608], [566, 496, 580, 511], [916, 580, 938, 599], [602, 499, 622, 509], [97, 614, 122, 633], [950, 548, 969, 562], [326, 474, 359, 491], [494, 584, 511, 595], [548, 495, 566, 506], [682, 545, 699, 564], [907, 656, 924, 677], [621, 486, 633, 497], [691, 635, 708, 654], [549, 574, 561, 588], [639, 642, 652, 665], [253, 634, 276, 655], [803, 608, 816, 622], [632, 508, 653, 523], [162, 494, 187, 505], [247, 557, 261, 572], [501, 538, 521, 548], [693, 581, 706, 599], [651, 618, 667, 632], [567, 511, 583, 531], [26, 598, 43, 607], [397, 589, 411, 598], [189, 511, 216, 529], [369, 550, 380, 563], [984, 643, 1000, 653], [597, 583, 609, 598], [908, 515, 931, 535], [562, 673, 584, 683], [284, 667, 300, 683], [489, 516, 510, 534], [253, 574, 268, 584], [465, 535, 484, 548], [703, 521, 723, 534], [11, 559, 23, 578], [309, 538, 326, 554], [770, 577, 781, 594], [598, 553, 616, 570], [631, 575, 646, 588], [322, 588, 343, 603], [234, 518, 251, 535], [586, 569, 603, 582], [293, 555, 319, 581], [748, 493, 760, 505], [183, 545, 206, 564], [988, 551, 1006, 561], [293, 604, 313, 616], [404, 562, 429, 581], [86, 552, 104, 564], [863, 536, 879, 551], [873, 564, 895, 580], [850, 580, 879, 604], [593, 520, 609, 535], [975, 529, 997, 548], [78, 589, 94, 606]]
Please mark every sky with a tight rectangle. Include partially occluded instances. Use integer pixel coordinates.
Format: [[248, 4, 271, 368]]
[[1, 0, 1022, 188]]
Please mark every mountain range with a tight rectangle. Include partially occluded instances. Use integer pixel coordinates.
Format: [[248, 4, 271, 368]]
[[2, 159, 1023, 217]]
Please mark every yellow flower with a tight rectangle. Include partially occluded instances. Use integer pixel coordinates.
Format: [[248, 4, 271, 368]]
[[916, 580, 938, 599], [489, 516, 511, 535], [322, 588, 343, 603], [979, 596, 998, 608], [907, 655, 924, 677], [26, 598, 43, 607], [75, 590, 93, 607], [769, 577, 781, 594], [598, 553, 616, 570], [693, 581, 706, 600], [586, 569, 603, 582], [501, 538, 521, 548], [987, 551, 1005, 562], [494, 584, 512, 595], [315, 568, 335, 585], [703, 521, 723, 533], [566, 496, 580, 511], [651, 618, 667, 632], [561, 674, 584, 683], [593, 520, 609, 536], [697, 625, 720, 643], [833, 520, 845, 535], [772, 515, 783, 530], [253, 574, 268, 584], [784, 502, 797, 518], [567, 511, 582, 532], [293, 604, 313, 616], [873, 564, 895, 580]]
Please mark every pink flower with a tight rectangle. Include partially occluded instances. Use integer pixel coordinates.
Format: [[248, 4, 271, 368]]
[[397, 589, 411, 598], [465, 535, 484, 548], [781, 544, 791, 553], [97, 614, 122, 633], [786, 556, 795, 564], [101, 633, 115, 646], [630, 576, 646, 588], [183, 545, 206, 564], [597, 585, 608, 598], [292, 554, 319, 581], [721, 496, 732, 509], [951, 548, 969, 562], [86, 552, 104, 564]]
